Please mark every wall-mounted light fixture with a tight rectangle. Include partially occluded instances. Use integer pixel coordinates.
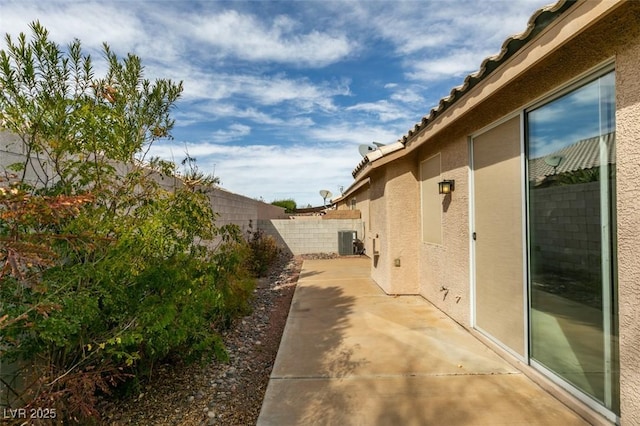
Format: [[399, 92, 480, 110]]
[[438, 179, 455, 195]]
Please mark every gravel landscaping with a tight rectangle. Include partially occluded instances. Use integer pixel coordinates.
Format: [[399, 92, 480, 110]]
[[99, 252, 307, 425]]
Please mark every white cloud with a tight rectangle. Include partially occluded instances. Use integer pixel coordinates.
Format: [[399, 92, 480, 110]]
[[188, 10, 355, 67], [235, 74, 349, 110], [346, 101, 406, 122], [177, 103, 314, 128], [0, 0, 557, 207], [157, 64, 350, 112], [148, 141, 361, 206], [210, 124, 251, 143], [406, 49, 494, 82], [305, 121, 405, 146], [389, 87, 425, 104], [0, 3, 143, 52], [315, 0, 550, 84]]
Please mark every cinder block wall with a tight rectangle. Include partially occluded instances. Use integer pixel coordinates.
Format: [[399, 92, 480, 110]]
[[1, 131, 56, 186], [531, 182, 601, 282], [259, 218, 364, 255], [0, 131, 287, 237], [207, 187, 287, 236]]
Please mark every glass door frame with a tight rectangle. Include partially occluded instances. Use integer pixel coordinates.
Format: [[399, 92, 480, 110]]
[[524, 63, 618, 423]]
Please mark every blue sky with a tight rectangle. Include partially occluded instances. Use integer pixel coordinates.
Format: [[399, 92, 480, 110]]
[[528, 72, 616, 158], [1, 0, 552, 207]]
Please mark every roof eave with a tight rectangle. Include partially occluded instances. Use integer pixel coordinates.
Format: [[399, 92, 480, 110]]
[[399, 0, 576, 148]]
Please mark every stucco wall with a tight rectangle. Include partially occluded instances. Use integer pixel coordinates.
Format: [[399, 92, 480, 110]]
[[356, 2, 640, 422], [615, 5, 640, 423], [323, 209, 361, 219], [416, 135, 470, 325], [384, 156, 420, 294], [259, 218, 364, 255], [369, 169, 389, 290], [367, 157, 420, 295], [404, 0, 640, 335]]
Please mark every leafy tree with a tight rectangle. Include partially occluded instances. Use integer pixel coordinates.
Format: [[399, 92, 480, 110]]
[[0, 22, 255, 421], [271, 198, 297, 213], [0, 22, 181, 195]]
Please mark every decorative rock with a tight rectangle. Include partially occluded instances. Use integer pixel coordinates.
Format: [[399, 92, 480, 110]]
[[96, 253, 300, 426]]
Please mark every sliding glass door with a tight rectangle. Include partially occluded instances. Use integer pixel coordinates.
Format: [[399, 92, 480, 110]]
[[527, 70, 618, 414]]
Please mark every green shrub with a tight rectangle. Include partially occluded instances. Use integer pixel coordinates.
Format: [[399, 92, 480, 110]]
[[0, 187, 254, 419], [271, 198, 297, 213], [246, 228, 281, 277], [0, 23, 257, 422]]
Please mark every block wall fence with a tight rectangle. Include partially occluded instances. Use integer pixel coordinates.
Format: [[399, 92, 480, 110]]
[[2, 131, 361, 256], [0, 131, 288, 237], [259, 218, 365, 255]]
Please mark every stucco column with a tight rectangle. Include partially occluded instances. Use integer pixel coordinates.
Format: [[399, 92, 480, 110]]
[[616, 26, 640, 425], [371, 158, 420, 294]]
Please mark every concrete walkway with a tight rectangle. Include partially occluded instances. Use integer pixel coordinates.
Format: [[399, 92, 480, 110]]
[[257, 257, 590, 426]]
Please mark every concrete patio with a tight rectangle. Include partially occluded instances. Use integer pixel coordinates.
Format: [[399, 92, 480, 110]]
[[257, 257, 590, 425]]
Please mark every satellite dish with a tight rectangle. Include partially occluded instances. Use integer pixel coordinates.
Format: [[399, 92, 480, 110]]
[[358, 144, 377, 157], [372, 141, 386, 147], [319, 189, 333, 207], [544, 155, 564, 174], [544, 155, 563, 167]]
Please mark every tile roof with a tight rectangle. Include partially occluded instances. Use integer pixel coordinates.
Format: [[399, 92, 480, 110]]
[[352, 0, 577, 179], [528, 132, 616, 185]]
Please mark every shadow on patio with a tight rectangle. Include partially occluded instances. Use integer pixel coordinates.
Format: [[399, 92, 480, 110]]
[[258, 257, 590, 426]]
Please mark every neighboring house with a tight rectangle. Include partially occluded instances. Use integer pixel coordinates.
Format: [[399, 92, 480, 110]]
[[336, 1, 639, 424]]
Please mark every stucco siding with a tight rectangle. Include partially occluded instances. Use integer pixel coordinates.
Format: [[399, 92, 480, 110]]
[[615, 6, 640, 423], [369, 169, 389, 291], [417, 135, 470, 325], [409, 1, 640, 336], [385, 156, 420, 294], [353, 2, 640, 422]]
